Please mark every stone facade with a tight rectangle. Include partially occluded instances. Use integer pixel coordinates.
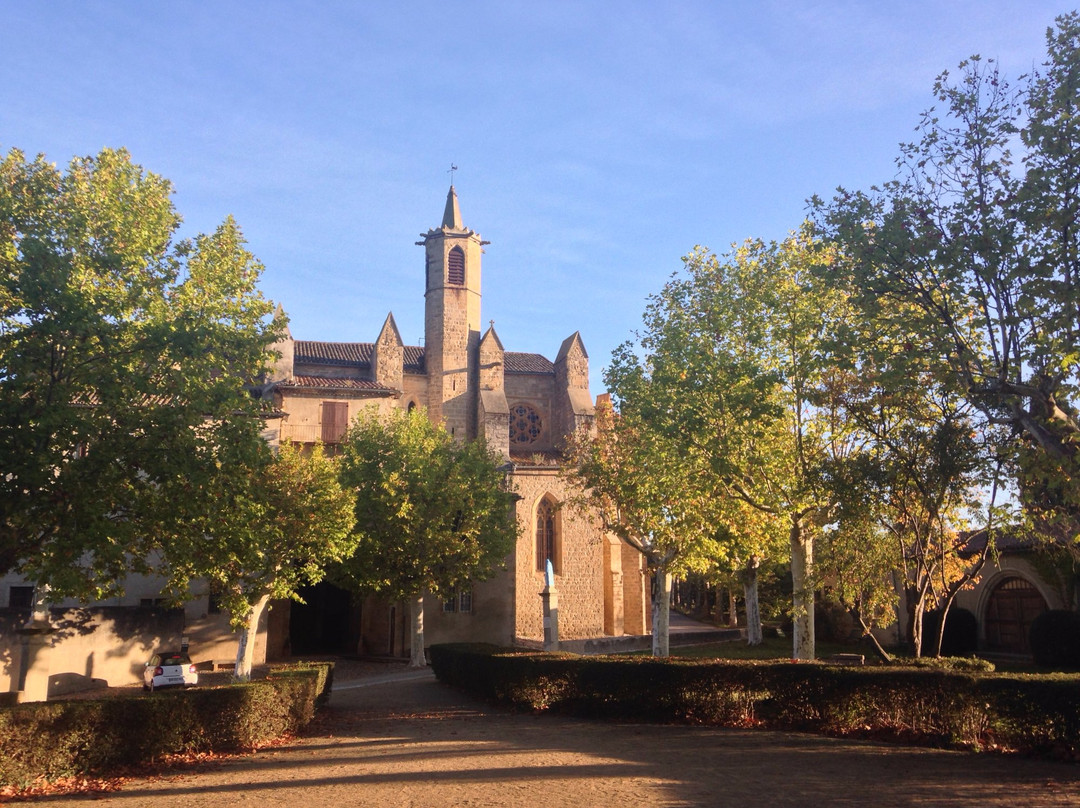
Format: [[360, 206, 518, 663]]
[[260, 186, 647, 654]]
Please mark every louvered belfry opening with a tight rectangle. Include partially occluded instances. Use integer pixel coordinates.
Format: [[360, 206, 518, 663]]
[[447, 246, 465, 285]]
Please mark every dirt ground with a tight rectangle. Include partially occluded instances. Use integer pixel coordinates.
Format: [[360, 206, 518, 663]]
[[18, 661, 1080, 807]]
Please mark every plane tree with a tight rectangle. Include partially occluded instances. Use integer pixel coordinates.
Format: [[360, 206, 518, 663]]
[[155, 441, 357, 679], [816, 286, 1006, 658], [616, 229, 857, 660], [564, 390, 727, 656], [0, 146, 281, 601], [815, 12, 1080, 523], [334, 408, 519, 667]]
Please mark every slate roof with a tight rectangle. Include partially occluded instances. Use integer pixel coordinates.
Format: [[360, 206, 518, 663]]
[[295, 340, 551, 375]]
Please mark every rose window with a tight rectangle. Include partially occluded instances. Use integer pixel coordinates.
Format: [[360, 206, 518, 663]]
[[509, 403, 542, 445]]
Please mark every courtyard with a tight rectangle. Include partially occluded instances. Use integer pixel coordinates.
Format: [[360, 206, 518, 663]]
[[27, 662, 1080, 807]]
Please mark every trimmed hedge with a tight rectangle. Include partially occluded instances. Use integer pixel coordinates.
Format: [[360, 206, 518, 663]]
[[0, 661, 333, 790], [429, 644, 1080, 759]]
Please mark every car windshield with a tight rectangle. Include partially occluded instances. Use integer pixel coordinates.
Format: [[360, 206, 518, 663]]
[[157, 652, 191, 665]]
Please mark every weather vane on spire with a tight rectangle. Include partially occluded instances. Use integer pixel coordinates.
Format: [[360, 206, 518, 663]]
[[448, 164, 458, 185]]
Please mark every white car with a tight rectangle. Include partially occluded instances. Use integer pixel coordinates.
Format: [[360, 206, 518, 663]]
[[143, 651, 198, 692]]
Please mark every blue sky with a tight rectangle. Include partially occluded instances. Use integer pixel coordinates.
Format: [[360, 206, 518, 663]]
[[2, 2, 1074, 393]]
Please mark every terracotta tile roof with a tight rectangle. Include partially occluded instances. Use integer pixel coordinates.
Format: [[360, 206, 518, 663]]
[[402, 346, 425, 372], [295, 340, 372, 366], [961, 528, 1041, 556], [282, 375, 396, 393], [505, 352, 554, 374], [295, 341, 425, 373]]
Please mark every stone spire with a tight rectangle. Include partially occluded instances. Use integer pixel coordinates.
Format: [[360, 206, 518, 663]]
[[442, 185, 463, 229]]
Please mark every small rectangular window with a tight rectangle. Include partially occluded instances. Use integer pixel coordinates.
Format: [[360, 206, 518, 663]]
[[459, 590, 472, 613], [442, 595, 457, 613], [140, 598, 165, 608], [8, 586, 34, 609]]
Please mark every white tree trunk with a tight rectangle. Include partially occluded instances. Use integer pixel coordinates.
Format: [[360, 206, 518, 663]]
[[727, 589, 739, 627], [790, 518, 815, 661], [912, 598, 926, 659], [743, 557, 763, 645], [651, 569, 672, 657], [409, 592, 427, 668], [234, 593, 270, 681]]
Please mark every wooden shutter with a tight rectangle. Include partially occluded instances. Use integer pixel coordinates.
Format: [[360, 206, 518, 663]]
[[321, 401, 349, 443]]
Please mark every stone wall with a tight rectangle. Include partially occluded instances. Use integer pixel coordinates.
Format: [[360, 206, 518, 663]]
[[511, 467, 606, 642], [401, 373, 428, 410], [0, 605, 249, 696], [422, 573, 516, 647], [277, 392, 398, 444], [621, 540, 650, 635], [504, 374, 556, 453]]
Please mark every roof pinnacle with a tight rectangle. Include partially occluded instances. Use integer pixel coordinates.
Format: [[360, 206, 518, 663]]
[[442, 184, 463, 229]]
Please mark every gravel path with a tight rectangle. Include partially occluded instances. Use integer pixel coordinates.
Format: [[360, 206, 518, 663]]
[[24, 662, 1080, 807]]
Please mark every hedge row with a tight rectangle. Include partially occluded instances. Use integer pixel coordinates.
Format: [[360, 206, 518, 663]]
[[0, 662, 333, 789], [429, 644, 1080, 758]]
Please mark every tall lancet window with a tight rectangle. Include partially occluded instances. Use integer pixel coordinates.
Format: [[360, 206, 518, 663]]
[[447, 246, 465, 285], [536, 498, 558, 573]]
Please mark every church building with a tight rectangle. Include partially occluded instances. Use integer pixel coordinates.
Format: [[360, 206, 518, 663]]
[[260, 186, 649, 657]]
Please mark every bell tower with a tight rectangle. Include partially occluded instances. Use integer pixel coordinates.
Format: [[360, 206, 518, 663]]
[[418, 185, 486, 439]]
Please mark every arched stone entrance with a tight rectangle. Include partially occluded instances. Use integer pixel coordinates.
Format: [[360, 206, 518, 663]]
[[983, 576, 1048, 654]]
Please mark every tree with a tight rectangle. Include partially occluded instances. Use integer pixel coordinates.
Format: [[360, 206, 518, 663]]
[[156, 442, 357, 679], [335, 408, 519, 667], [564, 392, 724, 656], [620, 229, 856, 660], [822, 321, 1001, 658], [0, 146, 280, 601], [815, 13, 1080, 520]]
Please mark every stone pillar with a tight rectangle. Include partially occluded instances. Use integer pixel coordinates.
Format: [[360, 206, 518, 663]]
[[15, 604, 54, 703], [540, 560, 559, 652]]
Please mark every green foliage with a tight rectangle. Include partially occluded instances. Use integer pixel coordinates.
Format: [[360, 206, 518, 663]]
[[564, 393, 720, 574], [334, 408, 518, 600], [0, 663, 331, 790], [0, 146, 281, 599], [1029, 609, 1080, 670], [815, 12, 1080, 521], [608, 227, 858, 659], [164, 441, 357, 629], [817, 292, 1001, 656], [900, 655, 996, 673], [429, 644, 1080, 758]]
